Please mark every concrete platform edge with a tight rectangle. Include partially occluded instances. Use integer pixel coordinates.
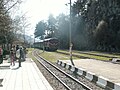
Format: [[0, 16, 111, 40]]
[[57, 60, 120, 90]]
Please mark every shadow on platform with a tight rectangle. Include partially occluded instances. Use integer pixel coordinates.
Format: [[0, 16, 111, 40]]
[[0, 79, 3, 87]]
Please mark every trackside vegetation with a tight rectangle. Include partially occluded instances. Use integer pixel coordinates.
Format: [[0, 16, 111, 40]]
[[28, 48, 120, 62], [39, 50, 79, 62]]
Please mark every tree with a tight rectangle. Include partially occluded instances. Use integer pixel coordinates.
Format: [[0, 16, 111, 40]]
[[71, 0, 120, 51], [56, 14, 69, 49], [46, 14, 57, 38], [34, 21, 47, 39], [0, 0, 23, 49]]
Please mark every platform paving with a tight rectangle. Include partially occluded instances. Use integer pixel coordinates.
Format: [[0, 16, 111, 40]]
[[0, 58, 53, 90], [62, 59, 120, 83]]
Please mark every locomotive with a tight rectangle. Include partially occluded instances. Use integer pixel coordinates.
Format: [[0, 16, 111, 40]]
[[34, 38, 59, 51]]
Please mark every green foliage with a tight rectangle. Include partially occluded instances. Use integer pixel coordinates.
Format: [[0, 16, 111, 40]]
[[47, 14, 57, 38], [0, 0, 23, 46], [34, 15, 57, 39], [0, 35, 6, 44], [3, 49, 10, 55], [71, 0, 120, 51], [56, 14, 69, 49], [34, 21, 47, 38]]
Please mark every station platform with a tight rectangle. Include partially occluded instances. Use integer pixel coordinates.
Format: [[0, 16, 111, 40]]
[[58, 59, 120, 89], [0, 58, 53, 90], [62, 59, 120, 83]]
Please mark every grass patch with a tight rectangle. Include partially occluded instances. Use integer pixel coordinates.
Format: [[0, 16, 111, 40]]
[[85, 51, 120, 58], [73, 50, 120, 58], [74, 53, 111, 60], [39, 50, 79, 62], [27, 48, 34, 54], [28, 48, 113, 62], [57, 50, 111, 61], [27, 49, 36, 61]]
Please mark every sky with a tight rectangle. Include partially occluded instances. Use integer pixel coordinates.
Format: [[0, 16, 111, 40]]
[[19, 0, 76, 36]]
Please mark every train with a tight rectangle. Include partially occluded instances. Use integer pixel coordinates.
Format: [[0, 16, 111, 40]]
[[34, 38, 59, 51]]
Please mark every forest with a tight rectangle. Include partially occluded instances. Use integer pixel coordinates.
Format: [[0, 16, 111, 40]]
[[34, 0, 120, 52]]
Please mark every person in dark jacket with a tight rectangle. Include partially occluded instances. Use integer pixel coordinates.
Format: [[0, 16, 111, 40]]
[[16, 45, 19, 51]]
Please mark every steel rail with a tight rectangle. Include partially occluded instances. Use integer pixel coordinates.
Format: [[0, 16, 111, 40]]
[[33, 50, 72, 90], [34, 50, 92, 90]]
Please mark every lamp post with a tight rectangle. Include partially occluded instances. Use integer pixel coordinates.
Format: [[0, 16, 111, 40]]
[[69, 0, 74, 66]]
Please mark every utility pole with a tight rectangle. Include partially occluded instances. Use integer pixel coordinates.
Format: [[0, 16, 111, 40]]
[[69, 0, 74, 66]]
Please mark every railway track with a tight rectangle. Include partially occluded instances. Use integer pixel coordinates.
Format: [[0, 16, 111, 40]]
[[57, 50, 120, 61], [32, 49, 103, 90]]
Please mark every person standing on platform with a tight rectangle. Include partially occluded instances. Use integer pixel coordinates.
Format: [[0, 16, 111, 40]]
[[23, 46, 27, 59], [18, 46, 24, 67], [10, 45, 16, 66], [16, 45, 19, 51]]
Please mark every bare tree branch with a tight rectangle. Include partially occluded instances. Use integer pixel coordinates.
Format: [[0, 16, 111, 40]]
[[5, 1, 18, 14]]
